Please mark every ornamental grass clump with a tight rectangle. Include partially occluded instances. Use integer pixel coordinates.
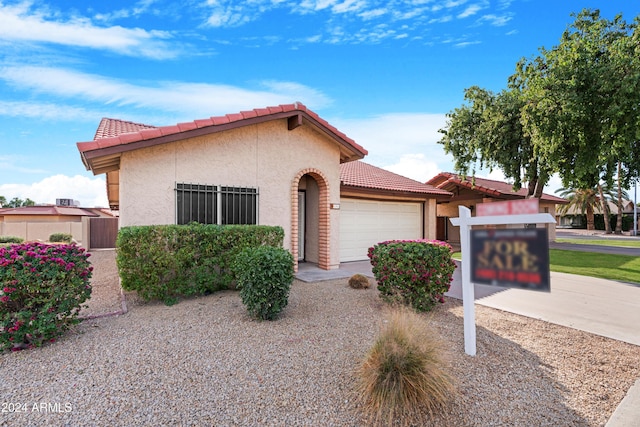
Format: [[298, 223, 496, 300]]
[[356, 306, 456, 426], [368, 240, 456, 312], [0, 242, 92, 352], [233, 246, 294, 321]]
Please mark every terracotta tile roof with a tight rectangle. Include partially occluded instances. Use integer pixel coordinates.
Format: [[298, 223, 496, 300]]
[[426, 172, 567, 203], [340, 161, 452, 196], [93, 118, 157, 140], [77, 103, 367, 174], [0, 206, 100, 217]]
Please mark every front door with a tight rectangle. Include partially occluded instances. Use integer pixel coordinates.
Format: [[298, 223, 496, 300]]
[[298, 191, 305, 261]]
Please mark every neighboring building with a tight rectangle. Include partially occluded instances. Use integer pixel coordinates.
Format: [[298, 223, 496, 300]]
[[426, 172, 568, 243], [0, 204, 116, 247], [556, 199, 636, 228], [77, 103, 451, 270]]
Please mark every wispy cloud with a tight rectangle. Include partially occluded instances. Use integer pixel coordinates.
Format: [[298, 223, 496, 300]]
[[93, 0, 159, 23], [0, 65, 332, 120], [0, 2, 179, 59], [199, 0, 515, 45], [457, 4, 484, 19], [455, 40, 481, 47], [0, 100, 98, 121], [477, 13, 512, 26]]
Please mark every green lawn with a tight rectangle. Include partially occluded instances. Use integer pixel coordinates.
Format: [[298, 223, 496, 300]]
[[549, 249, 640, 284], [556, 238, 640, 248], [451, 249, 640, 284]]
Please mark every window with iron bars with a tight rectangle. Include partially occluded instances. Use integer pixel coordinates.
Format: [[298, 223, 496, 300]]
[[175, 183, 258, 225]]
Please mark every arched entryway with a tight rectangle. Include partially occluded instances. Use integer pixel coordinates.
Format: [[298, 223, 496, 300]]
[[291, 169, 330, 271]]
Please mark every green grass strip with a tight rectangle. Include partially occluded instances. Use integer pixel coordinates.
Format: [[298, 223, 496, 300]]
[[549, 249, 640, 284], [556, 238, 640, 248], [451, 249, 640, 284]]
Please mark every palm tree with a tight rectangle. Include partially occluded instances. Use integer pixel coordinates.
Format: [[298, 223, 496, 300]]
[[555, 187, 600, 230]]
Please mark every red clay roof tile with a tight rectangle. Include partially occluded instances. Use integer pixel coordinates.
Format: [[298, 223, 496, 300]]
[[341, 161, 451, 196], [160, 125, 181, 136], [212, 116, 230, 125], [240, 110, 258, 119], [78, 104, 368, 174], [177, 122, 198, 132], [139, 128, 163, 140], [194, 118, 214, 128], [426, 172, 567, 203], [93, 118, 157, 140]]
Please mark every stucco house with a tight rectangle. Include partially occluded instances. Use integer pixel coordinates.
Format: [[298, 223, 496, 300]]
[[426, 172, 568, 244], [77, 103, 451, 271]]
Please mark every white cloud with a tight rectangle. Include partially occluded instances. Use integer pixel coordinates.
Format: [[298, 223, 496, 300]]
[[383, 153, 441, 182], [477, 13, 512, 26], [454, 40, 481, 48], [331, 112, 454, 176], [0, 2, 178, 59], [332, 0, 367, 14], [0, 100, 97, 121], [0, 175, 109, 207], [0, 66, 332, 119], [359, 8, 387, 20], [457, 4, 483, 18]]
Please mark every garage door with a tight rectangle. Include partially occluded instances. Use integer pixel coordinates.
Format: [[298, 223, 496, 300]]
[[340, 198, 422, 262]]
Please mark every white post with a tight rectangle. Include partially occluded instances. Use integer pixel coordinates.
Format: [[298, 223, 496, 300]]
[[457, 206, 476, 356]]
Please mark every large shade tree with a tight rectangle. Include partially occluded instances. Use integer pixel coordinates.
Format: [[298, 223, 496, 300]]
[[439, 9, 640, 208], [516, 9, 640, 215], [438, 86, 551, 198]]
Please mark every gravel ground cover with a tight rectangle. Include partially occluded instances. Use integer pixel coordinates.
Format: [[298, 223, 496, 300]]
[[1, 250, 638, 426]]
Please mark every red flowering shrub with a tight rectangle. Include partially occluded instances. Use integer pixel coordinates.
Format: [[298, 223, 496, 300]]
[[368, 240, 456, 312], [0, 242, 92, 352]]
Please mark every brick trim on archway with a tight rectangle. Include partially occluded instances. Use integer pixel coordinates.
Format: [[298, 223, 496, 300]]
[[291, 168, 330, 271]]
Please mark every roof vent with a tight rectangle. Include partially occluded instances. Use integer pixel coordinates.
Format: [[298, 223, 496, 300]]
[[56, 198, 79, 207]]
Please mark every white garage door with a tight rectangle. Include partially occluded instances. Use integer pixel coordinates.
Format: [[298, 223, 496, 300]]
[[340, 198, 423, 262]]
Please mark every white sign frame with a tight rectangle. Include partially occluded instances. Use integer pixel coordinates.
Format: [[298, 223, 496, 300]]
[[450, 205, 556, 356]]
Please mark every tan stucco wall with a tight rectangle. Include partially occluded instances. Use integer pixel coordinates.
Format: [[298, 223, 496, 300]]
[[118, 120, 342, 266], [0, 221, 85, 245], [424, 199, 437, 240]]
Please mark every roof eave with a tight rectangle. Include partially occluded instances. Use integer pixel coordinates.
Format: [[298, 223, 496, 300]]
[[80, 109, 366, 174]]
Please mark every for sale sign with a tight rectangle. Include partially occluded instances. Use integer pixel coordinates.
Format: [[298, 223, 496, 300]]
[[471, 228, 550, 291]]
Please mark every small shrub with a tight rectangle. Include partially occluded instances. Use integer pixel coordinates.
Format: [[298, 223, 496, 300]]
[[356, 306, 456, 425], [0, 242, 92, 352], [368, 240, 456, 312], [49, 233, 73, 243], [349, 273, 370, 289], [233, 246, 294, 321], [0, 236, 23, 244]]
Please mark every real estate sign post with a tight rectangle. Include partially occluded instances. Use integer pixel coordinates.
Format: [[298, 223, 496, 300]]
[[450, 203, 556, 356]]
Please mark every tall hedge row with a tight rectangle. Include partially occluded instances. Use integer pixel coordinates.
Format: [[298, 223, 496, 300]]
[[116, 224, 284, 305]]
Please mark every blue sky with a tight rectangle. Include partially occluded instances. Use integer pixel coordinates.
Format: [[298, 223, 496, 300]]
[[1, 0, 638, 207]]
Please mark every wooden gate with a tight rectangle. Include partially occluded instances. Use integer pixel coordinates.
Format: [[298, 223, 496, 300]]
[[436, 216, 448, 241], [89, 217, 119, 249]]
